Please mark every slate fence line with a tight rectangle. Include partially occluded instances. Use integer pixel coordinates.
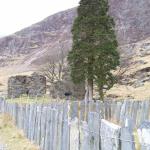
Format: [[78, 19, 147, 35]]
[[0, 144, 7, 150], [0, 98, 150, 150]]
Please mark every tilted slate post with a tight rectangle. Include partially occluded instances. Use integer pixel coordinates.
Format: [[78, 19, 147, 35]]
[[100, 119, 121, 150]]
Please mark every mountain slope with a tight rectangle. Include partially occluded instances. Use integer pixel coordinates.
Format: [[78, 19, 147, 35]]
[[0, 0, 150, 99], [0, 8, 77, 68]]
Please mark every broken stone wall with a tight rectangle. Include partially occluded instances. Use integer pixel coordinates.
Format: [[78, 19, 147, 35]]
[[8, 73, 46, 98]]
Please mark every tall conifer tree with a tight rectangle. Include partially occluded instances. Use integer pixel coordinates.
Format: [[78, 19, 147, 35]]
[[68, 0, 120, 100]]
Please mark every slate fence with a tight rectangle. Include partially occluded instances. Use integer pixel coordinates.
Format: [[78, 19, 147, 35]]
[[0, 144, 7, 150], [0, 98, 150, 150]]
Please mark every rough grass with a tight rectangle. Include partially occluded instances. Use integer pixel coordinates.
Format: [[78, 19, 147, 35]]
[[106, 82, 150, 100], [6, 95, 65, 104], [133, 130, 141, 150], [0, 114, 40, 150]]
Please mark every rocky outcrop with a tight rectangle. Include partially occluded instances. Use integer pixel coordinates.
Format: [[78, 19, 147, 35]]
[[8, 73, 46, 98], [0, 8, 77, 67], [109, 0, 150, 45]]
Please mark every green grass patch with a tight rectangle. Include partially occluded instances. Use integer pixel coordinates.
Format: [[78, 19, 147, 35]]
[[6, 95, 65, 104]]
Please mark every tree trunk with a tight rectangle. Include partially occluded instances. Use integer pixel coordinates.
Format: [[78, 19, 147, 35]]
[[84, 80, 89, 101], [99, 88, 104, 101], [84, 79, 93, 101], [88, 80, 93, 101]]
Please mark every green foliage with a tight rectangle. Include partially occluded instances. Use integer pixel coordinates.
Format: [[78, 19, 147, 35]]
[[68, 0, 120, 100]]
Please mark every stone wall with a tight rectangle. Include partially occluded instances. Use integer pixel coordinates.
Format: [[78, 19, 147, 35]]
[[49, 68, 85, 100], [8, 73, 46, 98], [49, 80, 85, 100]]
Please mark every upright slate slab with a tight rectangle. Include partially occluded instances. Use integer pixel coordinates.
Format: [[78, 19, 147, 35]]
[[80, 121, 90, 150], [100, 119, 121, 150], [40, 106, 47, 150], [24, 104, 30, 137], [49, 108, 55, 150], [115, 102, 122, 123], [121, 117, 135, 150], [88, 112, 100, 150], [61, 102, 70, 150], [138, 121, 150, 150], [70, 118, 80, 150], [131, 101, 139, 126], [52, 109, 59, 150], [44, 108, 52, 150], [70, 101, 78, 119], [80, 101, 86, 121], [30, 104, 37, 142], [56, 108, 63, 150], [120, 127, 135, 150], [120, 101, 128, 124], [35, 105, 42, 145]]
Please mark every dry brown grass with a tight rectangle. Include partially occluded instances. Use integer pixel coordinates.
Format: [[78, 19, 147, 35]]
[[0, 38, 150, 100], [106, 82, 150, 100], [133, 130, 141, 150], [0, 114, 40, 150], [6, 95, 65, 104], [0, 65, 34, 94]]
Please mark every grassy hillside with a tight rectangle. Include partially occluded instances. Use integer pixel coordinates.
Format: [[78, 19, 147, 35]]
[[0, 114, 39, 150]]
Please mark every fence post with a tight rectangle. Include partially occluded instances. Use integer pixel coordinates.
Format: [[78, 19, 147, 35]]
[[80, 121, 90, 150], [138, 121, 150, 150], [88, 112, 100, 150], [70, 118, 80, 150], [40, 106, 48, 150], [61, 101, 70, 150], [56, 106, 63, 150], [121, 117, 135, 150], [100, 119, 121, 150]]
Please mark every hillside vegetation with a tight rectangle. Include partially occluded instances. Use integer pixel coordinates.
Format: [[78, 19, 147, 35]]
[[0, 114, 39, 150]]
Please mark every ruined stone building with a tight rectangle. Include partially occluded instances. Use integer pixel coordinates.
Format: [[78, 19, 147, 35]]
[[8, 73, 46, 98]]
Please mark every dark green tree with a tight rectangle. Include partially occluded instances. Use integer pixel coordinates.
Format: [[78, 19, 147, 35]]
[[68, 0, 120, 100]]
